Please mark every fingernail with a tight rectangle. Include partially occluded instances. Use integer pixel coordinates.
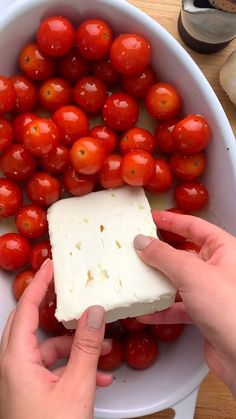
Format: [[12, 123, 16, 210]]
[[87, 305, 104, 330], [40, 258, 50, 270], [134, 234, 152, 251]]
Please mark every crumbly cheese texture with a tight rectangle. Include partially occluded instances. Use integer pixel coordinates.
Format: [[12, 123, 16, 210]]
[[47, 187, 175, 328]]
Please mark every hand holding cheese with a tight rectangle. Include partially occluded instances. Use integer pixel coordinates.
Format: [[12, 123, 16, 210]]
[[135, 211, 236, 398]]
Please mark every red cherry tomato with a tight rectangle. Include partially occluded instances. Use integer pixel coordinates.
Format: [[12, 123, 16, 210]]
[[98, 337, 124, 371], [121, 150, 155, 186], [150, 324, 184, 342], [39, 77, 72, 112], [125, 332, 158, 369], [99, 154, 125, 189], [37, 16, 74, 57], [170, 152, 206, 181], [30, 240, 52, 272], [175, 241, 200, 253], [19, 43, 56, 81], [0, 76, 16, 114], [0, 233, 30, 271], [76, 18, 113, 60], [155, 118, 179, 154], [172, 114, 211, 154], [52, 105, 89, 147], [74, 76, 107, 114], [158, 208, 186, 244], [122, 67, 157, 98], [23, 118, 59, 156], [120, 318, 147, 333], [0, 179, 22, 217], [0, 116, 13, 152], [110, 34, 151, 76], [13, 269, 34, 301], [63, 167, 96, 197], [105, 321, 126, 339], [58, 47, 90, 83], [120, 128, 157, 155], [0, 144, 36, 182], [26, 172, 61, 207], [92, 58, 119, 84], [12, 113, 38, 144], [39, 286, 65, 333], [144, 158, 173, 193], [16, 205, 48, 239], [11, 75, 38, 113], [40, 145, 70, 174], [90, 125, 117, 154], [174, 182, 209, 211], [70, 137, 106, 175], [146, 82, 182, 121], [103, 93, 139, 132]]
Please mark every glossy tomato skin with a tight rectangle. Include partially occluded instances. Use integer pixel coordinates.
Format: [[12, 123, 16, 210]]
[[40, 145, 70, 174], [155, 118, 179, 154], [146, 83, 182, 121], [37, 16, 74, 57], [98, 337, 124, 371], [175, 241, 200, 253], [19, 43, 56, 81], [58, 47, 90, 83], [158, 208, 186, 244], [64, 167, 96, 197], [0, 233, 31, 271], [174, 181, 209, 212], [12, 113, 38, 144], [0, 179, 23, 217], [121, 150, 155, 186], [11, 75, 38, 113], [70, 137, 106, 175], [23, 118, 59, 156], [0, 144, 36, 181], [170, 152, 206, 181], [125, 332, 158, 369], [150, 324, 184, 342], [172, 115, 211, 154], [39, 77, 72, 112], [76, 18, 113, 60], [103, 93, 139, 132], [39, 286, 65, 333], [144, 158, 173, 193], [90, 125, 117, 154], [52, 105, 89, 146], [13, 269, 34, 301], [0, 76, 16, 114], [26, 172, 61, 207], [30, 240, 52, 272], [99, 154, 124, 189], [0, 117, 13, 152], [122, 67, 157, 98], [74, 76, 107, 114], [110, 34, 151, 76], [120, 128, 157, 155], [121, 318, 147, 333], [16, 205, 48, 239], [92, 58, 119, 85]]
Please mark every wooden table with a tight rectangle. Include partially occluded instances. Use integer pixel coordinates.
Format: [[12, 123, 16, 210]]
[[127, 1, 236, 418]]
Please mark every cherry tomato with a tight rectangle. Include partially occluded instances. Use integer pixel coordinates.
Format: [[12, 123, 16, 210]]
[[120, 128, 157, 155], [30, 240, 52, 272], [39, 77, 72, 112], [150, 324, 184, 342], [0, 76, 16, 114], [63, 167, 96, 197], [121, 150, 155, 186], [19, 42, 55, 81], [90, 125, 117, 154], [105, 321, 126, 339], [0, 179, 22, 217], [23, 118, 59, 156], [26, 172, 61, 207], [0, 233, 30, 271], [172, 114, 211, 154], [146, 83, 182, 121], [76, 18, 113, 60], [13, 269, 34, 301], [0, 145, 36, 182], [16, 205, 48, 239], [144, 158, 173, 193], [99, 154, 124, 189], [98, 337, 124, 371], [125, 332, 158, 369], [170, 152, 206, 181], [122, 67, 157, 98], [120, 318, 147, 333], [155, 118, 179, 154], [103, 93, 139, 132], [11, 75, 38, 113], [39, 286, 65, 333], [52, 105, 89, 146], [92, 58, 119, 84], [158, 208, 186, 244], [58, 47, 90, 83], [74, 76, 107, 114], [0, 116, 13, 152], [37, 16, 74, 57], [70, 137, 106, 175], [40, 145, 70, 174], [174, 181, 209, 211], [110, 34, 151, 76], [175, 241, 200, 253], [12, 113, 38, 144]]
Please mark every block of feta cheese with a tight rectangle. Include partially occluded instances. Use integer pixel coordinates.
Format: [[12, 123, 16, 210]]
[[47, 186, 175, 328]]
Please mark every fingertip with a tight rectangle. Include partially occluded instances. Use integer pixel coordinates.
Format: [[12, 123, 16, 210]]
[[133, 235, 153, 251]]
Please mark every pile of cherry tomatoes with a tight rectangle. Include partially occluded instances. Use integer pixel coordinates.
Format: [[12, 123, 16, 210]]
[[0, 15, 210, 368]]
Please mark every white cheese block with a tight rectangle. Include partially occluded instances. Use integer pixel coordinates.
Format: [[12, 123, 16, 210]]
[[47, 186, 175, 328]]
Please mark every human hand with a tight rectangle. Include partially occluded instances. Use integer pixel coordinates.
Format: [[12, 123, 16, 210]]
[[0, 259, 112, 419], [134, 211, 236, 397]]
